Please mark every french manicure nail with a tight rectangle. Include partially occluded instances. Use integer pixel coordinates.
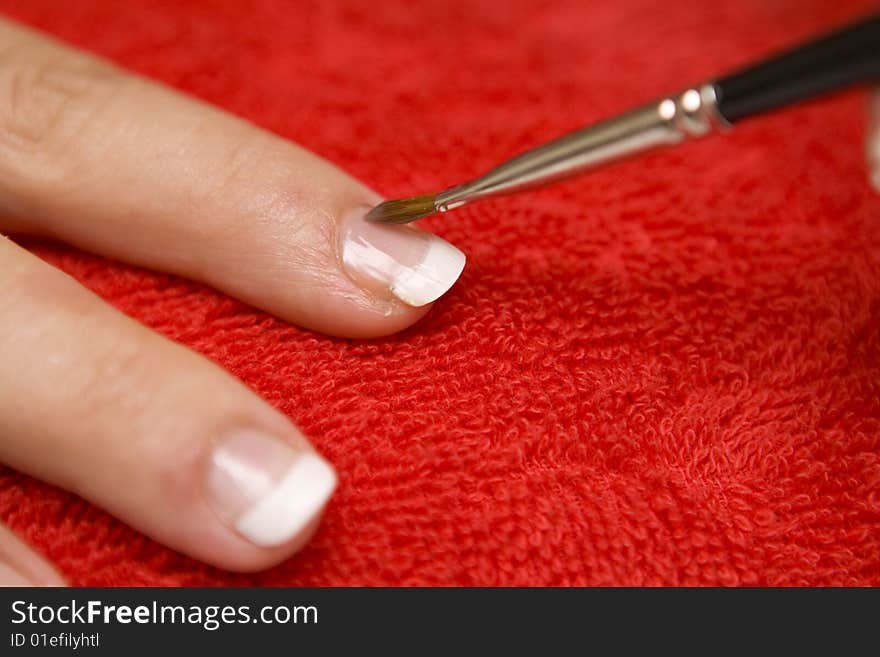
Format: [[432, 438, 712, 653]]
[[206, 430, 337, 547], [339, 209, 466, 307]]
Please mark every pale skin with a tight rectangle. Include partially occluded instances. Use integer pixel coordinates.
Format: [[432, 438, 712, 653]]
[[0, 18, 463, 584], [0, 18, 877, 586]]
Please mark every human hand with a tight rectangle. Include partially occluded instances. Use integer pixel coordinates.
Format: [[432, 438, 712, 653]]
[[868, 89, 880, 191], [0, 18, 465, 584]]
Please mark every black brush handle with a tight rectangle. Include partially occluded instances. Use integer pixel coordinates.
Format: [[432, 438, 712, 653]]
[[715, 14, 880, 124]]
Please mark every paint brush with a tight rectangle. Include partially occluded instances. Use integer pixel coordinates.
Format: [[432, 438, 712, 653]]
[[367, 14, 880, 225]]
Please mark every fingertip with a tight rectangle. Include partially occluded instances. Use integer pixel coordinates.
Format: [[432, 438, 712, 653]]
[[868, 89, 880, 192], [391, 236, 466, 307], [256, 202, 464, 339], [338, 206, 466, 307], [208, 514, 327, 574], [0, 564, 40, 587], [209, 193, 461, 339], [203, 427, 337, 568], [0, 525, 67, 587]]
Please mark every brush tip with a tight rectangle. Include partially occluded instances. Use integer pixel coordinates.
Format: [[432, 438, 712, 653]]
[[366, 194, 437, 224]]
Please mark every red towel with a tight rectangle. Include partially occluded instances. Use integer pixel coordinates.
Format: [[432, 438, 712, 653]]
[[1, 0, 878, 586]]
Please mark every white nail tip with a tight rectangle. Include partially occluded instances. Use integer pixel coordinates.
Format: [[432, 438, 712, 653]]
[[234, 453, 337, 547], [390, 238, 466, 307]]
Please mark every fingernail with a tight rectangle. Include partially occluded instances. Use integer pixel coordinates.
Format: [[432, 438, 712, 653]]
[[206, 430, 337, 547], [339, 208, 466, 307]]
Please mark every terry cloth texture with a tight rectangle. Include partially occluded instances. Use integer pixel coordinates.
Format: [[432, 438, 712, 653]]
[[0, 0, 879, 586]]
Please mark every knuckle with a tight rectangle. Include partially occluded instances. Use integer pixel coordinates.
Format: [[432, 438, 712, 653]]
[[0, 40, 121, 175], [194, 132, 324, 253], [207, 131, 264, 196], [71, 331, 155, 427], [64, 331, 201, 499]]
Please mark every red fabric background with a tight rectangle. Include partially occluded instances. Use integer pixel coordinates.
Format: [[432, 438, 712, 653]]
[[0, 0, 878, 586]]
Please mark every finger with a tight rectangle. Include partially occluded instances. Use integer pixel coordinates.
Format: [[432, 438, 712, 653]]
[[868, 88, 880, 191], [0, 236, 336, 572], [0, 523, 65, 586], [0, 19, 465, 338]]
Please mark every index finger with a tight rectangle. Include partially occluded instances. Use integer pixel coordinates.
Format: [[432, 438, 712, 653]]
[[0, 18, 466, 337]]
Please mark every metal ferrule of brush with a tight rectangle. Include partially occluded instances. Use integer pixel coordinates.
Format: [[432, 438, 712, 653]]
[[434, 82, 729, 214]]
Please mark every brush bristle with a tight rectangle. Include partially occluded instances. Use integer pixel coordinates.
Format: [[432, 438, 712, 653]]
[[366, 195, 437, 224]]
